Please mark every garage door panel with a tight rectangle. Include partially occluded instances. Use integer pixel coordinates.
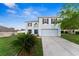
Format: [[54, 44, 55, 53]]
[[41, 29, 58, 36]]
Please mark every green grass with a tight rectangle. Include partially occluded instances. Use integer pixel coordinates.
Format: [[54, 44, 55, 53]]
[[0, 36, 43, 56], [61, 33, 79, 44], [0, 36, 20, 56]]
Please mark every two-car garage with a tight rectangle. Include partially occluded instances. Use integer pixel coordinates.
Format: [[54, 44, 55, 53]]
[[40, 29, 60, 36]]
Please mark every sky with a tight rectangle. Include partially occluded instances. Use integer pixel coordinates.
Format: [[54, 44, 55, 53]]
[[0, 3, 64, 29]]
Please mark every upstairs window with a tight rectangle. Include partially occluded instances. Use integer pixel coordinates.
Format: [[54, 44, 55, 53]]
[[42, 18, 49, 24], [28, 23, 32, 26], [51, 18, 57, 24]]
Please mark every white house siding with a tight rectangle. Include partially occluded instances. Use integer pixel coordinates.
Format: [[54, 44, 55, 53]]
[[26, 16, 61, 37], [38, 17, 61, 36], [26, 21, 39, 34], [38, 17, 61, 29]]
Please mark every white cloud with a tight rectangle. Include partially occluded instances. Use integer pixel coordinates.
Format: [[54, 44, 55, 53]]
[[4, 3, 18, 15], [7, 9, 16, 15], [3, 4, 45, 20], [22, 7, 41, 20], [23, 8, 33, 16], [3, 3, 17, 9], [33, 11, 40, 15]]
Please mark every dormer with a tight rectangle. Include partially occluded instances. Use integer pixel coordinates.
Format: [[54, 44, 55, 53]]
[[34, 22, 38, 27]]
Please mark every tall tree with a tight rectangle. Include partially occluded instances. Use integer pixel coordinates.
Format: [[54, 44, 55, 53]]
[[60, 3, 79, 34], [60, 3, 79, 19]]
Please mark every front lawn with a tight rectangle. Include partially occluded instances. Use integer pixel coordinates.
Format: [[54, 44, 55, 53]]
[[0, 35, 43, 56], [0, 36, 20, 56], [61, 33, 79, 44]]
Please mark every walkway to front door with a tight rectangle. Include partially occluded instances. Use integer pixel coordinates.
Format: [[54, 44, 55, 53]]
[[42, 37, 79, 56]]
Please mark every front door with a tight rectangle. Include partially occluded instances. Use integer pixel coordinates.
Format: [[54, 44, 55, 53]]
[[28, 29, 32, 34]]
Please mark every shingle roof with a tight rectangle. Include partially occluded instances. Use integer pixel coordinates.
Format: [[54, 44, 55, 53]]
[[0, 25, 16, 32]]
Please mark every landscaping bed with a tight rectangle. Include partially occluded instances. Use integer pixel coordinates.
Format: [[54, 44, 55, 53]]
[[31, 38, 43, 56], [61, 33, 79, 44]]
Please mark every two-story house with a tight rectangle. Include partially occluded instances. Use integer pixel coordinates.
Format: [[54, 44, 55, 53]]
[[25, 16, 61, 36]]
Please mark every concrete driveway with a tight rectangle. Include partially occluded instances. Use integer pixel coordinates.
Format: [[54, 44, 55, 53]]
[[42, 36, 79, 56]]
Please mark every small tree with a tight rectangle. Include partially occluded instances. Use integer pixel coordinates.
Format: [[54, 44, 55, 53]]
[[24, 33, 37, 55]]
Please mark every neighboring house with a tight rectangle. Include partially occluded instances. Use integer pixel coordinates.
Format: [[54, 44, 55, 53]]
[[25, 16, 61, 36], [0, 26, 17, 37]]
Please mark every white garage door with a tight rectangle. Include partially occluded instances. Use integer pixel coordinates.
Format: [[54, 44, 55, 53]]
[[41, 29, 58, 36]]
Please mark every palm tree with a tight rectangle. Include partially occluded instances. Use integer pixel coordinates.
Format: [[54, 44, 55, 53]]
[[13, 33, 37, 56]]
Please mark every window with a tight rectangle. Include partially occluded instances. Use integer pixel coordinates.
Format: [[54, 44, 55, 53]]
[[34, 23, 38, 27], [42, 18, 49, 24], [34, 29, 38, 34], [28, 29, 32, 34], [51, 18, 57, 24], [28, 23, 32, 26], [51, 19, 55, 24]]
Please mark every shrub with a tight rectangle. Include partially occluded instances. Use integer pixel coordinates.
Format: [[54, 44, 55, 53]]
[[75, 31, 79, 35], [61, 31, 64, 33], [64, 31, 68, 34]]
